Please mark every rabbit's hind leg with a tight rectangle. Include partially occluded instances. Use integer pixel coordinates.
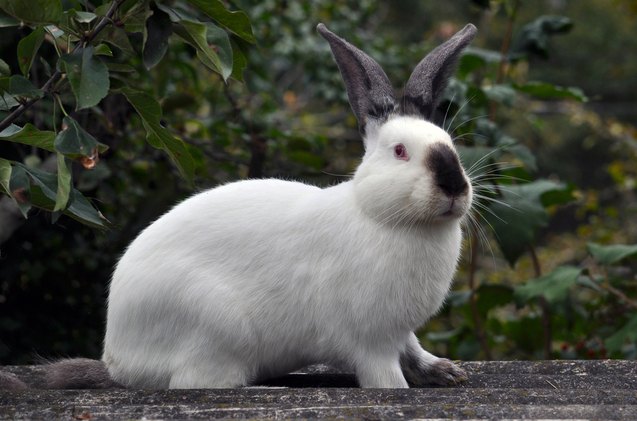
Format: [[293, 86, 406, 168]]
[[400, 332, 467, 386], [168, 358, 251, 389]]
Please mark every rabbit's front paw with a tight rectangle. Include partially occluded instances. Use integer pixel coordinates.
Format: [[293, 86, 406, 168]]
[[403, 356, 467, 386]]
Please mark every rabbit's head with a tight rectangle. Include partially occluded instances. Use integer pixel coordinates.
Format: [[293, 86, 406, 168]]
[[318, 23, 476, 226]]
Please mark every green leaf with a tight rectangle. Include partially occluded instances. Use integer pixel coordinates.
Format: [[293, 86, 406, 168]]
[[0, 0, 62, 25], [0, 11, 19, 27], [173, 19, 224, 78], [511, 15, 573, 59], [507, 144, 537, 172], [577, 275, 602, 292], [463, 47, 503, 63], [94, 43, 113, 56], [486, 179, 572, 266], [230, 38, 248, 81], [105, 63, 136, 74], [22, 164, 56, 201], [0, 58, 10, 76], [60, 46, 110, 109], [605, 314, 637, 353], [70, 10, 96, 24], [186, 0, 255, 43], [0, 74, 43, 99], [143, 5, 172, 70], [0, 157, 10, 195], [17, 26, 45, 76], [514, 82, 587, 102], [120, 87, 194, 182], [54, 153, 71, 211], [65, 188, 109, 228], [539, 183, 575, 207], [0, 123, 55, 151], [483, 84, 517, 106], [476, 284, 515, 317], [205, 22, 233, 81], [0, 92, 18, 110], [515, 265, 583, 304], [8, 163, 30, 217], [17, 163, 108, 228], [587, 243, 637, 266], [54, 116, 108, 163], [458, 47, 502, 78], [95, 25, 135, 56], [120, 0, 148, 33]]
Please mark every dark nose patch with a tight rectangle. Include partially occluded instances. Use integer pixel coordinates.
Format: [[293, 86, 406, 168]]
[[426, 143, 468, 197]]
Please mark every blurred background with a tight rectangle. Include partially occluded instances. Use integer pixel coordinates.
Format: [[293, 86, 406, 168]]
[[1, 0, 636, 364]]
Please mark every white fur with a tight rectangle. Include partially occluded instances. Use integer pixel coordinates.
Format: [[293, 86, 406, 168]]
[[103, 115, 472, 388]]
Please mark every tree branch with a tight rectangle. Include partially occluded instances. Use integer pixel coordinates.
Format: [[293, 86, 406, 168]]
[[599, 281, 637, 311], [469, 229, 492, 360], [488, 0, 521, 121], [529, 245, 552, 359], [0, 0, 126, 133]]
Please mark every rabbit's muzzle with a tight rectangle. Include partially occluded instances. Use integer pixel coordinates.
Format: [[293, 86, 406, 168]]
[[425, 142, 472, 221], [427, 143, 469, 199]]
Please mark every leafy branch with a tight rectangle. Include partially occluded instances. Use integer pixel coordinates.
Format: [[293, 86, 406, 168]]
[[0, 0, 255, 228], [0, 0, 125, 133]]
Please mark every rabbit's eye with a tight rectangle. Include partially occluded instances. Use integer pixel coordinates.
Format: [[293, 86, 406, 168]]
[[394, 143, 409, 161]]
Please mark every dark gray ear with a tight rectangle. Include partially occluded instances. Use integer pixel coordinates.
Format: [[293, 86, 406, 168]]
[[402, 24, 477, 120], [317, 23, 397, 137]]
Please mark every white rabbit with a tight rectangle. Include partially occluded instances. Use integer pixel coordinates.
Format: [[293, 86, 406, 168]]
[[1, 22, 477, 390], [101, 22, 477, 389]]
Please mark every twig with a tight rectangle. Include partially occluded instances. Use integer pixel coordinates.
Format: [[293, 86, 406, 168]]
[[247, 133, 267, 179], [469, 229, 492, 360], [599, 281, 637, 311], [529, 245, 552, 359], [546, 379, 558, 389], [0, 0, 126, 132], [488, 0, 521, 121], [223, 84, 267, 178]]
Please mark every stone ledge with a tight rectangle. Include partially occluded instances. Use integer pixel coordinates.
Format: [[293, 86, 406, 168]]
[[1, 360, 636, 419]]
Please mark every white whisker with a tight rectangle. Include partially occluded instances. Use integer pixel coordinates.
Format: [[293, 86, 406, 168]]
[[445, 96, 477, 133], [473, 193, 519, 211], [469, 212, 498, 267], [471, 200, 509, 224], [465, 146, 512, 175], [450, 114, 488, 135], [442, 92, 457, 132]]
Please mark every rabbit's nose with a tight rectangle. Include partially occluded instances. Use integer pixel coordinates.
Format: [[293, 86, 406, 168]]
[[427, 143, 469, 197]]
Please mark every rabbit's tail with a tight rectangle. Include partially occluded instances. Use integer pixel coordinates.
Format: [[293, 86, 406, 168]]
[[0, 371, 27, 389], [0, 358, 123, 390]]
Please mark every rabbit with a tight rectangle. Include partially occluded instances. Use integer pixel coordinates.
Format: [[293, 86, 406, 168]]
[[1, 22, 477, 390]]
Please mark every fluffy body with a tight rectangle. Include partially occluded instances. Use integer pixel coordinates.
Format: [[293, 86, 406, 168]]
[[103, 117, 472, 388]]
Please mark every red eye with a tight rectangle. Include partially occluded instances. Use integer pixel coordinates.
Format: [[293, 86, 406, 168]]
[[394, 143, 409, 160]]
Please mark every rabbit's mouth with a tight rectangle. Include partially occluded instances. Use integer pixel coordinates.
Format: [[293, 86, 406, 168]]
[[436, 195, 471, 220]]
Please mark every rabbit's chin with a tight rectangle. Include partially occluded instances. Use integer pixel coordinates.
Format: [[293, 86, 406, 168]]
[[432, 195, 472, 222], [388, 205, 470, 228]]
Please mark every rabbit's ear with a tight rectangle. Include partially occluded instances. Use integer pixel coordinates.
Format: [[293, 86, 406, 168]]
[[318, 23, 397, 143], [402, 24, 477, 121]]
